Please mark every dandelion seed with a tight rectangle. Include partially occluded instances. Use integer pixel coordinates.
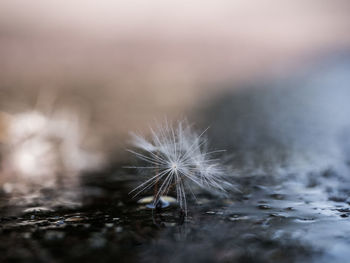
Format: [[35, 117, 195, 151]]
[[128, 120, 230, 213]]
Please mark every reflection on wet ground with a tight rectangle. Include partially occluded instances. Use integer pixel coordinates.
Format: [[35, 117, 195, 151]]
[[1, 58, 350, 263], [1, 167, 350, 263]]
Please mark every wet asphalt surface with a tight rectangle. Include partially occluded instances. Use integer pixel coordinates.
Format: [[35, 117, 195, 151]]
[[1, 166, 350, 263]]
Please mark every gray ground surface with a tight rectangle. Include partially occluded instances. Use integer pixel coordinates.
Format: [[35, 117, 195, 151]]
[[1, 168, 350, 263]]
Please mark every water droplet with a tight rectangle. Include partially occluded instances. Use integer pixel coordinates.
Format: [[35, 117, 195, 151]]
[[205, 211, 216, 215], [65, 216, 85, 222], [229, 215, 249, 221], [258, 205, 271, 210]]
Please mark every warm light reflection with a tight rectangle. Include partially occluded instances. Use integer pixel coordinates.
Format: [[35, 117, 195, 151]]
[[0, 109, 105, 195]]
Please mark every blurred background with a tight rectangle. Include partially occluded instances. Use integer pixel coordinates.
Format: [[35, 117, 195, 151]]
[[0, 0, 350, 190], [1, 0, 350, 151]]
